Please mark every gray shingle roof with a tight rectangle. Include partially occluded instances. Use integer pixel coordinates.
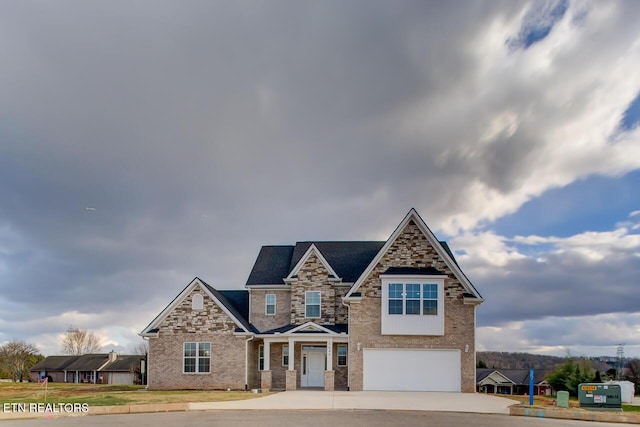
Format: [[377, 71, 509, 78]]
[[383, 266, 446, 275], [30, 356, 78, 372], [201, 280, 255, 332], [246, 240, 460, 286], [64, 354, 109, 371], [101, 355, 144, 372], [246, 241, 386, 285]]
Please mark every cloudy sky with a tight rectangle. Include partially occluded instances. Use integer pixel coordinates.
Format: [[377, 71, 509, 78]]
[[1, 0, 639, 359]]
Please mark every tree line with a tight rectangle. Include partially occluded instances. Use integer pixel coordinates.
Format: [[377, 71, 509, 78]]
[[0, 326, 146, 381]]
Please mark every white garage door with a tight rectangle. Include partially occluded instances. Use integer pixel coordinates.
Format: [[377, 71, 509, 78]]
[[363, 349, 461, 392]]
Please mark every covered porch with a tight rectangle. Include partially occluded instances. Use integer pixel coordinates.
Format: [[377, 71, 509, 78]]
[[257, 322, 349, 391]]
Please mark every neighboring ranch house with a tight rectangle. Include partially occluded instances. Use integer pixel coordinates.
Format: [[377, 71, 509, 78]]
[[30, 352, 144, 385], [140, 209, 484, 392], [476, 368, 553, 395]]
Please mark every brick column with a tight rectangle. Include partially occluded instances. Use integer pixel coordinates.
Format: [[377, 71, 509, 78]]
[[261, 371, 272, 391], [286, 370, 297, 391], [324, 371, 335, 391]]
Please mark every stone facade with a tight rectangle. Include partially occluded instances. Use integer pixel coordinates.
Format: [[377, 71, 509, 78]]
[[147, 287, 247, 390], [290, 252, 337, 325], [347, 220, 477, 392]]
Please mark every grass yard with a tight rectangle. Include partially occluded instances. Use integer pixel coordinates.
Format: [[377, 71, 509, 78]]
[[0, 382, 267, 406]]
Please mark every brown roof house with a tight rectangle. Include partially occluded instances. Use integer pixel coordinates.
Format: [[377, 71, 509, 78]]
[[140, 209, 484, 392]]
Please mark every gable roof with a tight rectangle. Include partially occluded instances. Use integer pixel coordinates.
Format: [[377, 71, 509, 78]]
[[139, 277, 252, 336], [476, 368, 547, 385], [246, 241, 385, 285], [259, 321, 348, 335], [286, 244, 340, 281], [346, 208, 483, 300], [101, 355, 144, 372]]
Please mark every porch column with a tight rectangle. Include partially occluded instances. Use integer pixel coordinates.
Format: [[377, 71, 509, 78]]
[[264, 340, 271, 371], [286, 338, 296, 390], [325, 338, 334, 391], [288, 338, 295, 370]]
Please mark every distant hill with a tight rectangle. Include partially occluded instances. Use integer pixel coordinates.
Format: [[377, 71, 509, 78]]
[[477, 351, 567, 373]]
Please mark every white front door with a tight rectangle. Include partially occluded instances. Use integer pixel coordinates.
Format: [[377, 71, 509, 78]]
[[301, 348, 325, 387]]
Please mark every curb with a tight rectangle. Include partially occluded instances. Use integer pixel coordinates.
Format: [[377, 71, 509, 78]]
[[510, 406, 640, 424], [0, 403, 189, 421]]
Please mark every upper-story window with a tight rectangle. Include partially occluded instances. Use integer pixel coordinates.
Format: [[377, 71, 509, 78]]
[[305, 291, 321, 318], [387, 283, 438, 316], [191, 294, 204, 310], [381, 275, 445, 336], [265, 294, 276, 316]]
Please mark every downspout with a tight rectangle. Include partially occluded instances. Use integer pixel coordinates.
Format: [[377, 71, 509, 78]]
[[143, 336, 150, 389], [341, 298, 351, 391], [245, 335, 254, 391]]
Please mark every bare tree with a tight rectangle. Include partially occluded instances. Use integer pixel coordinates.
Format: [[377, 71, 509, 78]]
[[0, 340, 40, 382], [61, 326, 102, 355], [131, 341, 149, 356]]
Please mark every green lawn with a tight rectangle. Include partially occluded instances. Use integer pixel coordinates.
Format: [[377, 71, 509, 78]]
[[0, 382, 267, 406]]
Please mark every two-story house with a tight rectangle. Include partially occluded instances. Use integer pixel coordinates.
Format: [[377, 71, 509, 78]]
[[140, 209, 483, 392]]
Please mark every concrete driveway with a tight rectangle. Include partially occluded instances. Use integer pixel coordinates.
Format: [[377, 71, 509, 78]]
[[189, 391, 518, 414]]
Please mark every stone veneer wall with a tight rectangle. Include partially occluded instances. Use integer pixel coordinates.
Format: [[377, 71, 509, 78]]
[[290, 252, 336, 325], [348, 220, 477, 392], [334, 287, 350, 324], [249, 289, 291, 332], [148, 287, 247, 390]]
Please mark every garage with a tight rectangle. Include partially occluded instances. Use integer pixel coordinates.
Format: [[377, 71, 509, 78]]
[[363, 348, 461, 392]]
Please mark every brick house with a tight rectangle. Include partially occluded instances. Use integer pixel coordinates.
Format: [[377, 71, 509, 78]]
[[140, 209, 483, 392]]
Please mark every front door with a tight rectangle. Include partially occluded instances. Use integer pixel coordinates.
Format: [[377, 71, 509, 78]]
[[301, 348, 325, 387]]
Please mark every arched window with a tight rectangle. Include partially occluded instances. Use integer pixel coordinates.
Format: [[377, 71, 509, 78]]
[[192, 293, 204, 310]]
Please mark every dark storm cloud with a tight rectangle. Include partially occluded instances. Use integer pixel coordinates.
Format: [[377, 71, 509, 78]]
[[1, 1, 640, 354]]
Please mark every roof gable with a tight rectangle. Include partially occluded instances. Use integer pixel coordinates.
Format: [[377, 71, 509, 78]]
[[346, 208, 483, 300], [139, 277, 251, 335], [286, 244, 340, 281]]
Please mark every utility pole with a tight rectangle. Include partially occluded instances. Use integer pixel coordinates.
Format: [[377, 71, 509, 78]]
[[616, 344, 625, 380]]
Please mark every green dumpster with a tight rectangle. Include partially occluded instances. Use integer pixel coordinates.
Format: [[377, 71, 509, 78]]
[[578, 383, 622, 411]]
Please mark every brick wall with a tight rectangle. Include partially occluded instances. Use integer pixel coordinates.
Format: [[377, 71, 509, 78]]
[[249, 289, 291, 332], [348, 220, 477, 392], [148, 287, 248, 390]]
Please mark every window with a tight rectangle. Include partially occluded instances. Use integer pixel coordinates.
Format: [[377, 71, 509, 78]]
[[423, 284, 438, 315], [282, 345, 289, 366], [305, 291, 321, 318], [337, 345, 347, 366], [258, 345, 264, 371], [381, 276, 444, 336], [388, 283, 438, 316], [265, 294, 276, 316], [191, 293, 204, 310], [388, 283, 403, 314], [184, 342, 210, 373]]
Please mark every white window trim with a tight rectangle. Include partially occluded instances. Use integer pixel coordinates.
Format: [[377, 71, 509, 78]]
[[265, 293, 276, 316], [282, 345, 289, 366], [381, 275, 445, 336], [183, 342, 211, 374], [337, 345, 348, 367], [305, 291, 321, 319], [258, 345, 264, 371]]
